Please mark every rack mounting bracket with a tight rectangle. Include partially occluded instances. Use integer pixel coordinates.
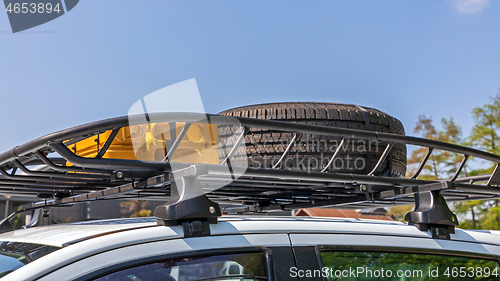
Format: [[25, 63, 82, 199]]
[[23, 208, 57, 228], [154, 165, 221, 237], [405, 188, 458, 240]]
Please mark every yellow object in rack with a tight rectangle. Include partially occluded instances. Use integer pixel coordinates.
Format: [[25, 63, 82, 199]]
[[66, 122, 220, 164]]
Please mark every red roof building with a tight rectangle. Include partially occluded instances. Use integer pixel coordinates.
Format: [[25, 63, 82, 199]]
[[294, 208, 393, 221]]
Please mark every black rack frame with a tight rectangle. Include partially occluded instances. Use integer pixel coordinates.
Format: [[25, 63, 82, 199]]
[[0, 112, 499, 239]]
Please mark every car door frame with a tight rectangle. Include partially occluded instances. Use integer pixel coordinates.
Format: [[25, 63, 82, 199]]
[[289, 233, 500, 281], [33, 233, 297, 281]]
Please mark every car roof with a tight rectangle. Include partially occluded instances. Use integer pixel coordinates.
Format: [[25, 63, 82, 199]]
[[1, 216, 499, 248]]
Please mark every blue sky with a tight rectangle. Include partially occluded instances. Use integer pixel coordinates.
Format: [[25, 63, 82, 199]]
[[0, 0, 499, 152]]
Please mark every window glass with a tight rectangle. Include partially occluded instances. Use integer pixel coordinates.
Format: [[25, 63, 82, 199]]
[[94, 252, 267, 281], [320, 251, 500, 281], [0, 241, 60, 278]]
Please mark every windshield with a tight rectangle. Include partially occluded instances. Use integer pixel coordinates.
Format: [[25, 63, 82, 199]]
[[0, 241, 59, 278]]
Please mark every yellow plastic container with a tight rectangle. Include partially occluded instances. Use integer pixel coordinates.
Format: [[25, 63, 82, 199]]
[[66, 122, 220, 164]]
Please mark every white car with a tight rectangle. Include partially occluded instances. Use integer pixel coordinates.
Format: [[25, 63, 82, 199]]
[[1, 216, 500, 280], [1, 104, 500, 280]]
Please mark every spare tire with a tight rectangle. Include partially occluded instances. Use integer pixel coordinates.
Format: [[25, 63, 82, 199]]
[[218, 102, 406, 177]]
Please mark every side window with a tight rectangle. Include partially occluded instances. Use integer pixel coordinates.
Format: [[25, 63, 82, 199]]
[[320, 250, 500, 281], [94, 252, 268, 281], [0, 241, 59, 278]]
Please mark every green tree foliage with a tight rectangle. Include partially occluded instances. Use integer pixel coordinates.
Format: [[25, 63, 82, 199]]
[[406, 116, 465, 180], [120, 200, 151, 217], [386, 205, 413, 222], [10, 206, 26, 229], [466, 93, 500, 230], [470, 94, 500, 157], [453, 200, 483, 229]]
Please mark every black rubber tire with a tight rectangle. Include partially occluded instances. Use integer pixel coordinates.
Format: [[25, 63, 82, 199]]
[[218, 102, 407, 177]]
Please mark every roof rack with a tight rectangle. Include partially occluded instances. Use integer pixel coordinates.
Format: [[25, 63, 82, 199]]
[[0, 112, 499, 239]]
